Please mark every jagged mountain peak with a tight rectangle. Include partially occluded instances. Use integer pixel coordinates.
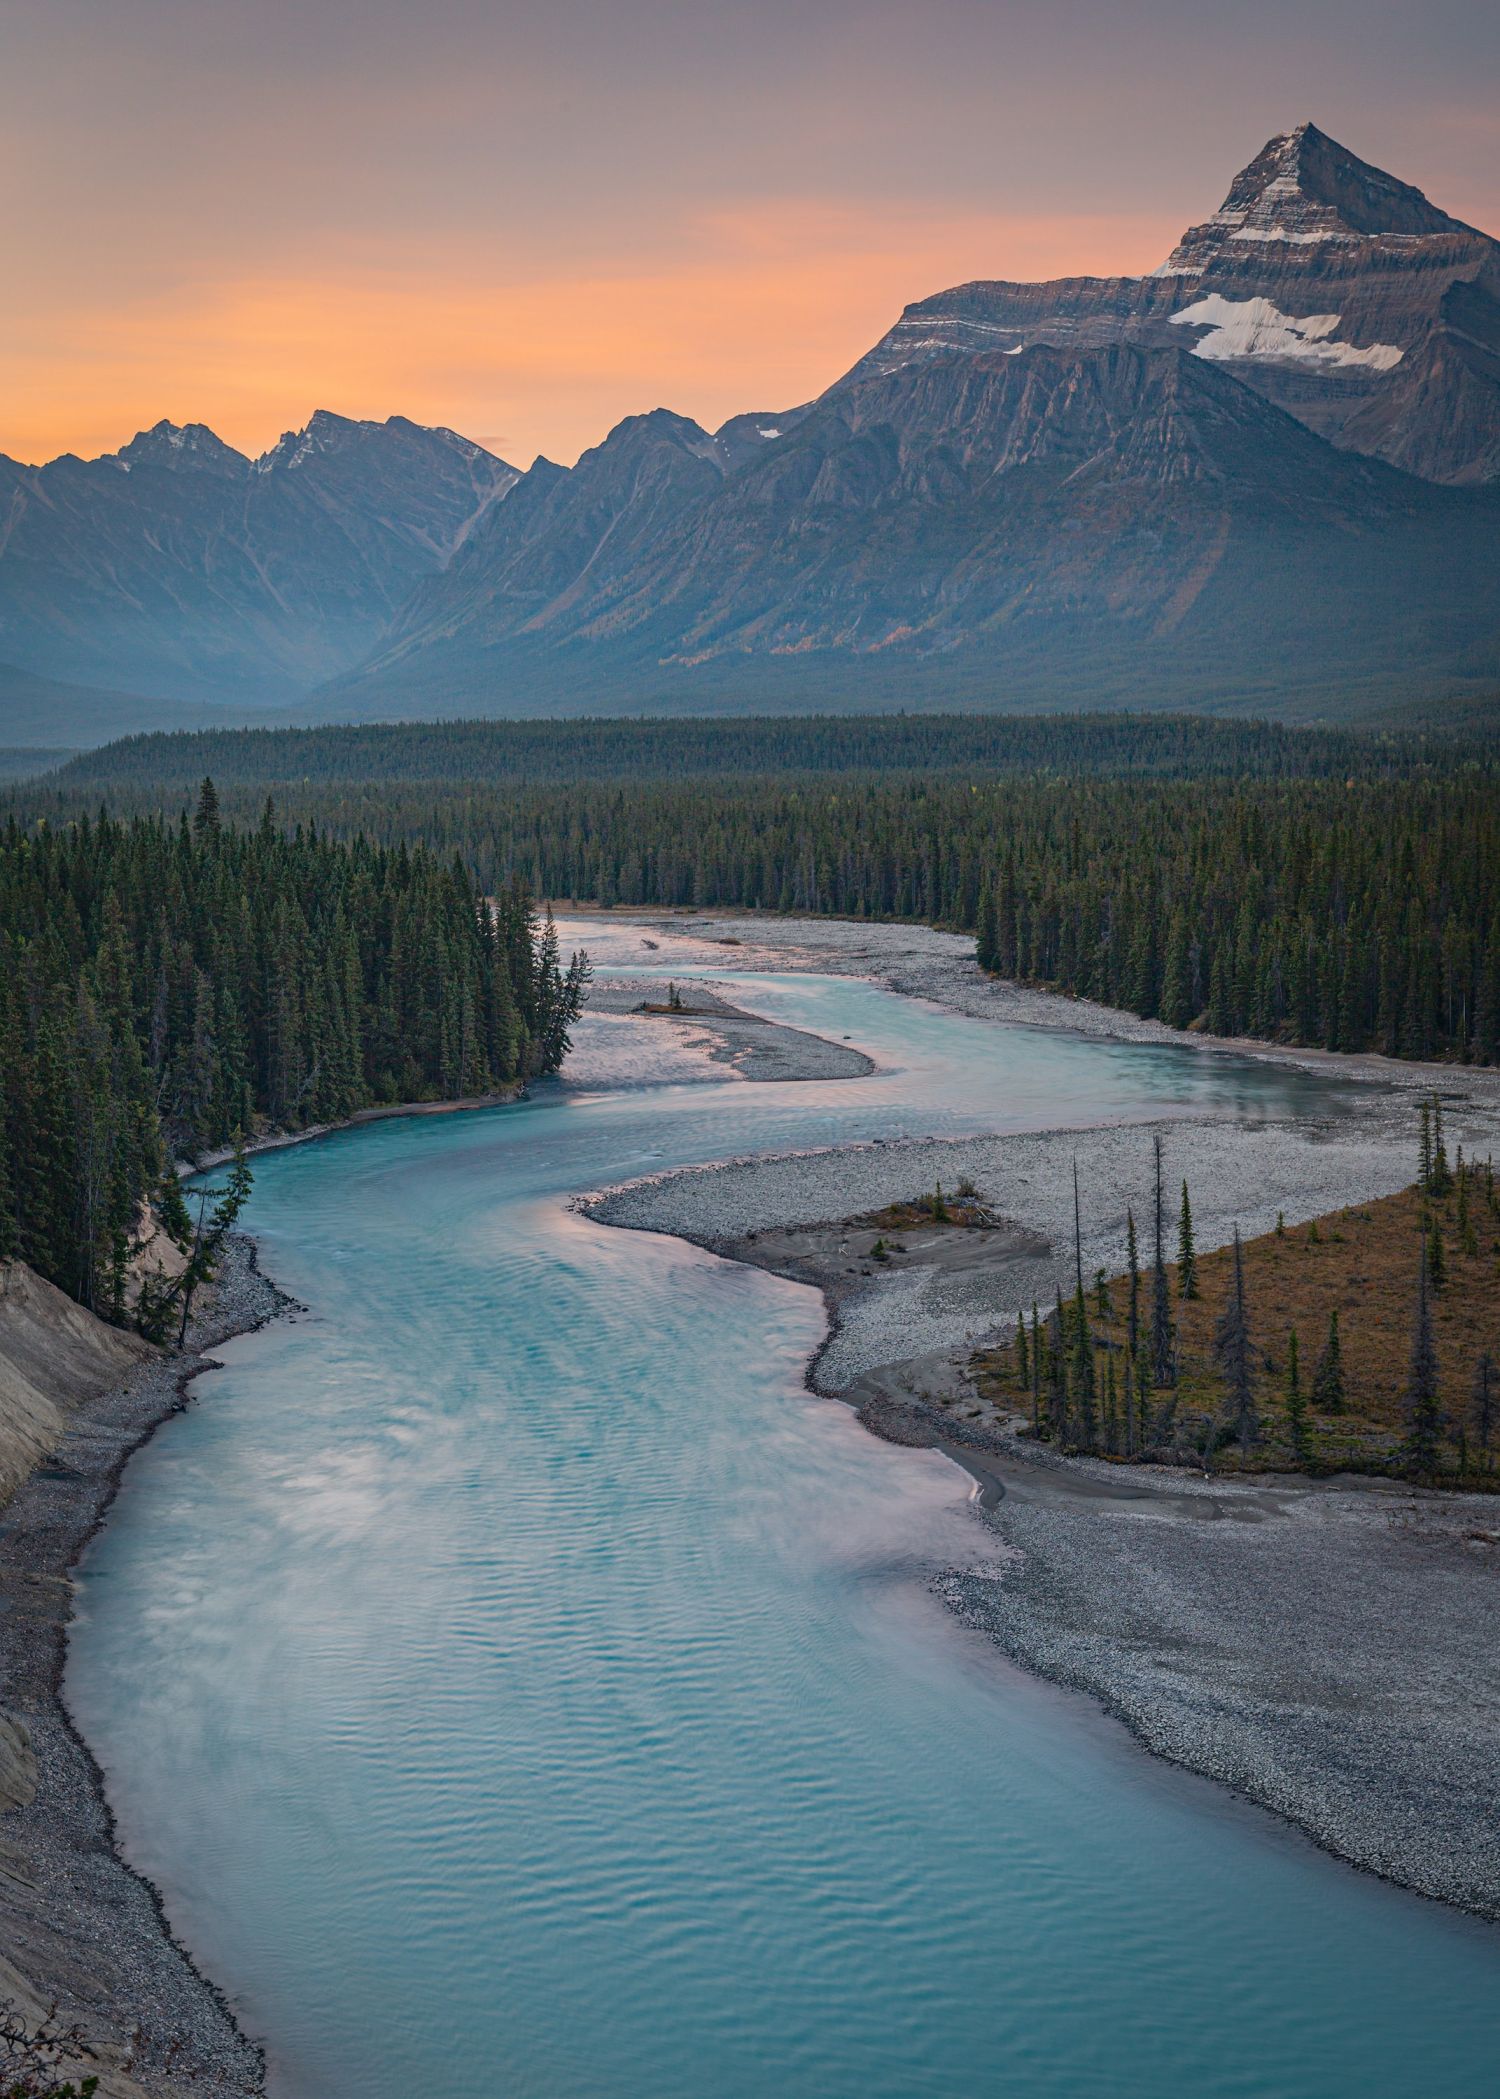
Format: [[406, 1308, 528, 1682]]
[[111, 420, 248, 475], [1158, 122, 1480, 273], [254, 409, 373, 474]]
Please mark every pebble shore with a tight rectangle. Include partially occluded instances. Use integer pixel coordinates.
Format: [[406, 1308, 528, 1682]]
[[586, 913, 1500, 1922]]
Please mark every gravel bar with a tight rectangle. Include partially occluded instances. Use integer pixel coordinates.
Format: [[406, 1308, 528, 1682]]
[[584, 913, 1500, 1922]]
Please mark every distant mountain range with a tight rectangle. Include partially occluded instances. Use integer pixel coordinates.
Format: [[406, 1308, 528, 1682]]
[[3, 123, 1497, 742], [0, 412, 516, 715]]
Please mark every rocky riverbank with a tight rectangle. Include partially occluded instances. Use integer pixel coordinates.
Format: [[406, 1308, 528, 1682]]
[[0, 1239, 277, 2097]]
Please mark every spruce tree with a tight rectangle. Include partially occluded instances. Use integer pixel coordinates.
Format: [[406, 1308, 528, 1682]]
[[1177, 1180, 1199, 1299], [1311, 1310, 1345, 1414], [1213, 1226, 1258, 1453], [1134, 1344, 1151, 1451], [1014, 1310, 1030, 1390], [1284, 1327, 1311, 1465]]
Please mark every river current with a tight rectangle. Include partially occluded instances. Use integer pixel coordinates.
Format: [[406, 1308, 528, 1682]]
[[68, 934, 1500, 2096]]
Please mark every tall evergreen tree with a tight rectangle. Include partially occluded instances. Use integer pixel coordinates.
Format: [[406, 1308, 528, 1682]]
[[1311, 1310, 1345, 1414], [1177, 1180, 1199, 1300], [1284, 1327, 1311, 1465]]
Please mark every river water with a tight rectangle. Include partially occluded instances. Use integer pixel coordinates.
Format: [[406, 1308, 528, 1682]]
[[68, 943, 1500, 2096]]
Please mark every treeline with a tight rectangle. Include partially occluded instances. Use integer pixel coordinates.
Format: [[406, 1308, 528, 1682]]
[[18, 726, 1500, 1067], [32, 770, 1496, 1064], [0, 791, 587, 1320], [35, 710, 1484, 796]]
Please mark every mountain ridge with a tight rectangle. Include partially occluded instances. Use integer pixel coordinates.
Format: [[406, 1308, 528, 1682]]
[[1, 121, 1496, 736], [0, 411, 517, 705]]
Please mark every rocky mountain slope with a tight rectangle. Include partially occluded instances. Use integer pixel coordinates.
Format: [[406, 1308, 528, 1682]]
[[0, 412, 516, 706], [839, 123, 1500, 486], [318, 124, 1498, 719], [336, 335, 1499, 718]]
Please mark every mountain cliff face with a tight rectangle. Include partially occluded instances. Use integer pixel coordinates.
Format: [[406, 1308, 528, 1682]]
[[839, 124, 1500, 487], [0, 413, 516, 703]]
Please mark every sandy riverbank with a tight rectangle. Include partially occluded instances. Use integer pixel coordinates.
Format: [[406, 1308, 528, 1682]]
[[582, 914, 1500, 1921]]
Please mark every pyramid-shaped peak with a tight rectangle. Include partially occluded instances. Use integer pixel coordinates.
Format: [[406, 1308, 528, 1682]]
[[1159, 123, 1479, 273]]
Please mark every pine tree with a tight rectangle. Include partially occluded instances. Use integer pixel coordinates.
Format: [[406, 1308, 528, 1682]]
[[1402, 1244, 1443, 1479], [1014, 1310, 1030, 1390], [1214, 1226, 1258, 1453], [1177, 1180, 1199, 1299], [1311, 1309, 1345, 1414], [194, 775, 221, 838]]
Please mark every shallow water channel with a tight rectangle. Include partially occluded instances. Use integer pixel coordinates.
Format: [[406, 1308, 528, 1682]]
[[69, 948, 1500, 2096]]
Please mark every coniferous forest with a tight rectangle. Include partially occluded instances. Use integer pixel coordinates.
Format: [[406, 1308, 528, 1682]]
[[24, 714, 1499, 1066], [0, 787, 588, 1320]]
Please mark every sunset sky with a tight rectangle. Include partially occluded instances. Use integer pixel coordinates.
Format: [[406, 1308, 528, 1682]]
[[6, 0, 1498, 470]]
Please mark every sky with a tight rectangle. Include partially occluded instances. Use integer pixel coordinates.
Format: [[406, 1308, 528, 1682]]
[[4, 0, 1497, 470]]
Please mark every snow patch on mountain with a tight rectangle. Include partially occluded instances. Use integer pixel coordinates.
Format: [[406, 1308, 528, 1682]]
[[1170, 295, 1404, 371]]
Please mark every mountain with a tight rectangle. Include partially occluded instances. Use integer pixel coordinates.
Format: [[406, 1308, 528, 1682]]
[[0, 413, 516, 705], [3, 123, 1496, 732], [839, 123, 1500, 487], [314, 122, 1499, 722]]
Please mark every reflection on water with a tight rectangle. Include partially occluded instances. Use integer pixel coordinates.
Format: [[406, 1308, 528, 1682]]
[[68, 971, 1494, 2099]]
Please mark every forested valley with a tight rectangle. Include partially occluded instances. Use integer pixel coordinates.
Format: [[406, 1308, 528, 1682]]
[[0, 790, 588, 1325], [22, 713, 1499, 1067]]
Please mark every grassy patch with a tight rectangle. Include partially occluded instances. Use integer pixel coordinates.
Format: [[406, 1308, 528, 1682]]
[[973, 1171, 1500, 1486]]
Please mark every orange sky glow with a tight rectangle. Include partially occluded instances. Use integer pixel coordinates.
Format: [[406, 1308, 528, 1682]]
[[2, 206, 1180, 470], [6, 0, 1497, 471]]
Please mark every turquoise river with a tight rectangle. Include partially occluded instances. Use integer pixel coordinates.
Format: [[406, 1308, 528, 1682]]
[[68, 946, 1500, 2096]]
